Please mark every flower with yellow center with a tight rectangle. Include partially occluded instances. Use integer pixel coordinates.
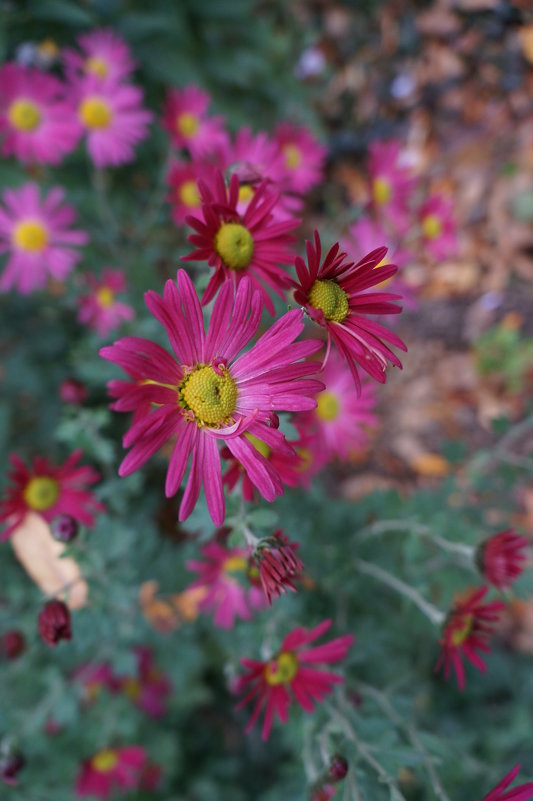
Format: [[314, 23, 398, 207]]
[[179, 364, 237, 428], [308, 279, 349, 323], [264, 651, 299, 685], [316, 390, 340, 421], [91, 749, 118, 774], [179, 180, 201, 208], [96, 286, 115, 308], [224, 555, 248, 574], [23, 476, 60, 511], [283, 144, 302, 170], [422, 213, 443, 240], [450, 614, 474, 647], [13, 220, 49, 252], [79, 97, 113, 130], [238, 184, 255, 204], [122, 677, 142, 701], [244, 433, 271, 460], [214, 222, 254, 271], [176, 112, 198, 138], [372, 177, 392, 205], [8, 99, 41, 132], [84, 55, 109, 78]]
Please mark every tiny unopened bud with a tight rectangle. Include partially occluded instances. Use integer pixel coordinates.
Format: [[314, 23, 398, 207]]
[[59, 378, 88, 405], [2, 630, 26, 661], [476, 529, 528, 591], [253, 530, 304, 605], [50, 514, 79, 543], [328, 754, 348, 782], [38, 600, 72, 647], [0, 752, 25, 786]]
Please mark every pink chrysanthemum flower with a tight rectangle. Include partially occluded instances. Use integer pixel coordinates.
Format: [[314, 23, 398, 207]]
[[0, 182, 88, 294], [64, 28, 136, 84], [434, 586, 505, 690], [368, 140, 416, 232], [0, 63, 80, 164], [162, 86, 229, 159], [119, 647, 171, 718], [236, 618, 354, 740], [75, 75, 152, 168], [227, 127, 286, 188], [77, 268, 135, 337], [166, 160, 212, 225], [477, 530, 528, 591], [419, 194, 458, 260], [185, 541, 264, 629], [75, 746, 147, 799], [293, 231, 407, 391], [75, 663, 117, 703], [274, 122, 327, 195], [100, 270, 322, 525], [0, 450, 104, 541], [479, 765, 533, 801], [253, 530, 304, 605], [183, 170, 299, 314]]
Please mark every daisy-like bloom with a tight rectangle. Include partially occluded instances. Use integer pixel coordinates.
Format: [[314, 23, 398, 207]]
[[477, 530, 528, 591], [75, 746, 147, 799], [100, 270, 322, 525], [0, 450, 103, 541], [293, 231, 407, 392], [253, 530, 304, 605], [479, 765, 533, 801], [75, 75, 152, 168], [419, 194, 458, 260], [64, 28, 136, 84], [226, 127, 286, 189], [162, 85, 229, 159], [75, 662, 117, 703], [434, 586, 506, 690], [368, 140, 416, 232], [77, 268, 135, 337], [0, 183, 88, 294], [274, 122, 327, 195], [183, 170, 300, 314], [185, 541, 264, 629], [166, 159, 212, 225], [0, 63, 80, 164], [236, 618, 354, 740], [119, 646, 172, 718]]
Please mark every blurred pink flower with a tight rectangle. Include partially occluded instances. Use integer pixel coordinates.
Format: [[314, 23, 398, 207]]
[[64, 28, 136, 84], [75, 746, 147, 799], [77, 268, 134, 337], [478, 530, 528, 591], [119, 647, 172, 718], [274, 122, 327, 194], [368, 140, 416, 232], [166, 159, 212, 225], [419, 194, 457, 260], [162, 85, 229, 159]]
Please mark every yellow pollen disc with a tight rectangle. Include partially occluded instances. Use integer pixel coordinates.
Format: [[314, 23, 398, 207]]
[[84, 55, 109, 78], [122, 677, 141, 701], [264, 651, 299, 686], [450, 614, 474, 647], [308, 279, 349, 323], [238, 184, 254, 203], [177, 112, 199, 137], [244, 433, 271, 459], [316, 391, 340, 421], [372, 177, 392, 205], [79, 97, 112, 129], [224, 555, 248, 574], [179, 364, 237, 427], [422, 213, 443, 240], [13, 220, 48, 252], [8, 99, 41, 132], [96, 286, 115, 308], [23, 476, 59, 511], [283, 143, 302, 170], [296, 447, 313, 472], [38, 38, 59, 59], [179, 179, 201, 208], [92, 749, 118, 774], [214, 222, 254, 271]]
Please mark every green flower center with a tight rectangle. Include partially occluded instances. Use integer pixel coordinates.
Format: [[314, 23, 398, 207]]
[[214, 223, 254, 271], [23, 476, 59, 511], [179, 364, 237, 427], [308, 279, 349, 323], [264, 651, 299, 686]]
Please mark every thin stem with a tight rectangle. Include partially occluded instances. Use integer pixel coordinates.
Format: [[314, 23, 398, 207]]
[[356, 520, 475, 562]]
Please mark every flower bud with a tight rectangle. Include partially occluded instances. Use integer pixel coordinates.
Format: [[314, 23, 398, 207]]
[[476, 529, 528, 591], [328, 754, 348, 782], [38, 600, 72, 647], [2, 630, 26, 660], [59, 378, 88, 405], [0, 751, 25, 786], [253, 530, 304, 605], [50, 514, 79, 543]]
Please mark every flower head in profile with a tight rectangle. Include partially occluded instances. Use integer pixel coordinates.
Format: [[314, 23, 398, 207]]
[[77, 268, 134, 337], [64, 28, 136, 84], [166, 159, 211, 225], [75, 75, 152, 167], [477, 530, 528, 592], [183, 170, 299, 314], [0, 450, 103, 540], [293, 231, 406, 392], [0, 183, 89, 294], [434, 586, 505, 690], [478, 764, 533, 801], [419, 194, 457, 260], [236, 618, 354, 740], [162, 85, 229, 159], [368, 140, 416, 231], [185, 541, 264, 629], [274, 122, 327, 194], [75, 746, 147, 799], [253, 530, 304, 605], [100, 270, 322, 525], [0, 63, 80, 164]]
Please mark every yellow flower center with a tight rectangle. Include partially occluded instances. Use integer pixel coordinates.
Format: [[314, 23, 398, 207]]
[[23, 476, 59, 511], [13, 220, 48, 252], [8, 99, 41, 132], [96, 287, 115, 308], [92, 749, 118, 774], [264, 651, 299, 686], [244, 433, 271, 459], [238, 184, 254, 204], [176, 112, 199, 138], [79, 97, 112, 130], [422, 213, 443, 240], [122, 677, 141, 701], [372, 177, 392, 205], [308, 279, 349, 323], [37, 38, 59, 60], [450, 614, 474, 647], [214, 222, 254, 271], [84, 55, 109, 78], [179, 179, 201, 208], [316, 390, 340, 421], [179, 364, 237, 427], [224, 555, 248, 574], [283, 143, 302, 170], [296, 447, 313, 472]]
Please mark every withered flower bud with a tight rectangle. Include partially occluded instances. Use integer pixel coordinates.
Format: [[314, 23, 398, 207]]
[[38, 600, 72, 647]]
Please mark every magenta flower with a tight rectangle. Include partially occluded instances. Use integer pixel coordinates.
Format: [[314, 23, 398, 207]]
[[274, 122, 327, 194], [100, 270, 322, 525], [0, 183, 89, 294], [236, 619, 354, 740], [183, 170, 299, 314], [0, 63, 80, 164], [0, 450, 104, 541], [477, 530, 528, 591], [75, 746, 147, 799], [479, 765, 533, 801], [162, 85, 229, 159], [75, 75, 152, 168], [293, 230, 406, 391], [64, 28, 136, 84], [166, 159, 211, 225], [368, 140, 416, 232], [253, 530, 304, 605], [186, 541, 264, 629], [77, 268, 135, 337], [226, 127, 285, 187], [119, 647, 172, 718], [420, 194, 458, 260], [75, 662, 118, 703]]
